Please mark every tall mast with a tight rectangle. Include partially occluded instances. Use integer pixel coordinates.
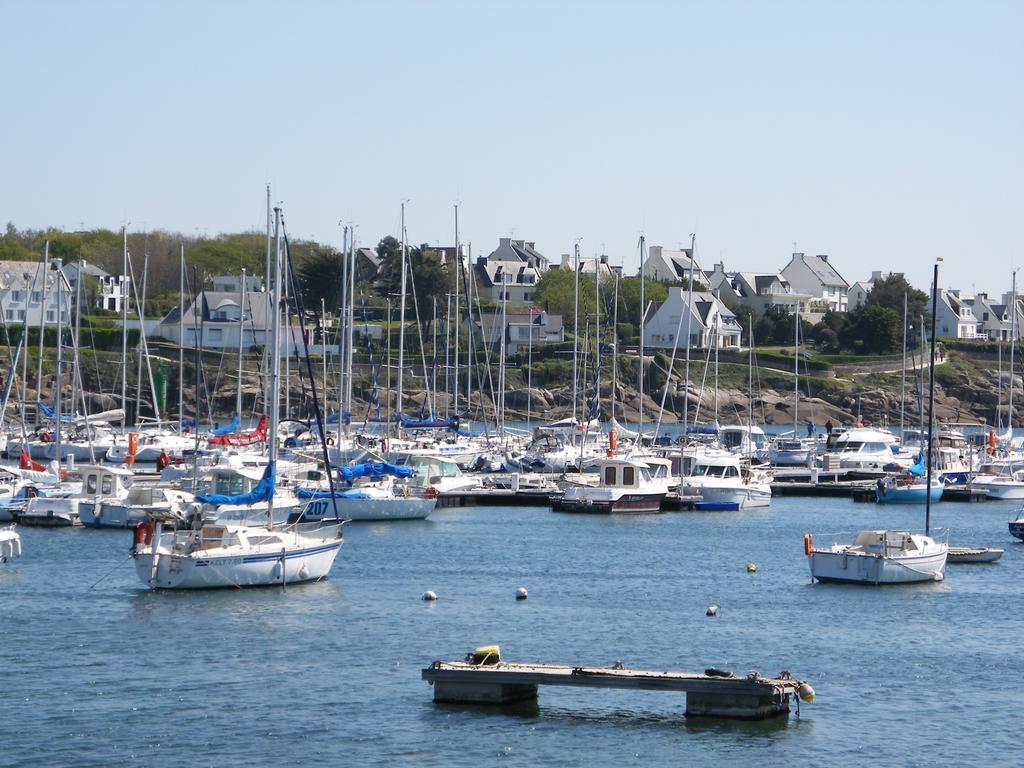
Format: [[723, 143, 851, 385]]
[[1009, 270, 1017, 430], [338, 224, 349, 422], [268, 207, 283, 528], [611, 271, 619, 426], [283, 244, 291, 421], [346, 226, 356, 429], [497, 270, 508, 437], [70, 258, 83, 413], [465, 243, 473, 414], [53, 259, 63, 467], [571, 241, 580, 429], [236, 268, 246, 418], [36, 242, 50, 417], [178, 243, 185, 427], [121, 227, 128, 429], [638, 235, 646, 434], [899, 292, 908, 441], [681, 234, 696, 459], [453, 203, 460, 415], [925, 260, 940, 536], [793, 307, 799, 432], [397, 202, 408, 418], [263, 185, 272, 413]]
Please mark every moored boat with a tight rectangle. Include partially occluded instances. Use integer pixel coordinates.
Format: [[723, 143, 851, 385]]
[[557, 458, 668, 513]]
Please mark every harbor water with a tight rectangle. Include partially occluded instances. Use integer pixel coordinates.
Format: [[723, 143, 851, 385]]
[[2, 496, 1021, 766]]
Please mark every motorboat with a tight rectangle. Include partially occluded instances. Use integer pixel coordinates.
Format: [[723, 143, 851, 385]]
[[805, 529, 948, 584], [682, 454, 772, 509], [946, 547, 1003, 563], [557, 458, 668, 513], [768, 436, 818, 467], [822, 427, 900, 470], [75, 465, 135, 527], [968, 468, 1024, 500], [719, 425, 769, 462], [0, 525, 20, 562], [1009, 508, 1024, 541]]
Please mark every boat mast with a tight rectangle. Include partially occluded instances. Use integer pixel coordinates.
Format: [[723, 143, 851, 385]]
[[120, 228, 128, 429], [178, 243, 185, 427], [236, 268, 246, 419], [268, 207, 283, 529], [793, 307, 799, 433], [497, 269, 508, 437], [453, 203, 460, 415], [263, 185, 272, 413], [1009, 270, 1017, 432], [70, 258, 83, 413], [571, 241, 580, 437], [925, 259, 940, 536], [53, 259, 63, 468], [36, 241, 50, 421], [345, 228, 356, 433], [397, 202, 408, 419], [638, 234, 646, 435], [611, 271, 620, 427], [338, 224, 349, 424], [680, 234, 696, 474], [899, 292, 908, 441]]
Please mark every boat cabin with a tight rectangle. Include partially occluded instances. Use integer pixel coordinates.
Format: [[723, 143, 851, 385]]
[[80, 465, 134, 498], [597, 459, 655, 489]]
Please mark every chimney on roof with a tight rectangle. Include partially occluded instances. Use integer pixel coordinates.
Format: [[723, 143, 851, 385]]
[[714, 262, 724, 273], [818, 254, 829, 262], [600, 254, 608, 265], [500, 237, 511, 247]]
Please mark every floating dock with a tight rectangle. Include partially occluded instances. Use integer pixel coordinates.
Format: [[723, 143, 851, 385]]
[[422, 655, 812, 720]]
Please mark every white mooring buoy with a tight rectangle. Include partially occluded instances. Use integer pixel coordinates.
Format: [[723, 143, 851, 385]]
[[515, 587, 528, 600], [706, 605, 719, 617], [422, 590, 438, 601]]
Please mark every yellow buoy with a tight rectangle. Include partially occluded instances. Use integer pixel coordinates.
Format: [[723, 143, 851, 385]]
[[746, 563, 757, 573], [798, 682, 815, 703]]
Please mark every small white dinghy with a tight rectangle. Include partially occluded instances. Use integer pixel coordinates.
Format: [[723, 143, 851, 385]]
[[0, 525, 22, 562], [946, 547, 1004, 564]]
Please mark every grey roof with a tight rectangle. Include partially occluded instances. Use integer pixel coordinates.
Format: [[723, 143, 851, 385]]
[[798, 254, 848, 288], [160, 290, 272, 327]]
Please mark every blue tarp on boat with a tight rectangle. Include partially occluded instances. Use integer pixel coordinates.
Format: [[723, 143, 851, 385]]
[[196, 462, 275, 506], [296, 488, 371, 500], [686, 425, 718, 435], [326, 411, 352, 425], [36, 402, 76, 422], [908, 453, 925, 476], [338, 462, 413, 482], [398, 415, 460, 430], [210, 413, 239, 436]]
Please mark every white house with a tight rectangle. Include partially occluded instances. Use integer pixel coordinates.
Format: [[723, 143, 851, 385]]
[[466, 310, 564, 354], [965, 292, 1010, 340], [933, 288, 978, 339], [0, 260, 72, 327], [472, 238, 549, 304], [641, 246, 710, 289], [847, 270, 902, 311], [642, 289, 743, 350], [559, 252, 618, 278], [780, 252, 849, 313], [156, 281, 309, 352], [707, 262, 815, 318]]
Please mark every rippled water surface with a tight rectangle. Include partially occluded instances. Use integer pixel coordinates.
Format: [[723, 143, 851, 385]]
[[2, 496, 1021, 766]]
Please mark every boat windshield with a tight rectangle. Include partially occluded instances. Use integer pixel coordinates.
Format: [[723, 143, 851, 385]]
[[692, 464, 729, 478]]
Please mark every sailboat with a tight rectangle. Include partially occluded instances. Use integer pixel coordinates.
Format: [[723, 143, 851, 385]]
[[805, 260, 948, 584], [131, 206, 344, 590], [0, 526, 20, 563]]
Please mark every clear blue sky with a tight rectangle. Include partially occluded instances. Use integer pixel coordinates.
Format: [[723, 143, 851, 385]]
[[2, 0, 1020, 296]]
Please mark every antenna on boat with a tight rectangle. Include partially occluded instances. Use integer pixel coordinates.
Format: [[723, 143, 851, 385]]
[[925, 258, 941, 536]]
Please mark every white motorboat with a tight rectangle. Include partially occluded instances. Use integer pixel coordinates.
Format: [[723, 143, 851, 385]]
[[805, 529, 948, 584], [0, 525, 21, 562], [17, 495, 84, 527], [719, 425, 769, 462], [75, 465, 135, 527], [106, 430, 197, 463], [558, 458, 668, 513], [967, 468, 1024, 500], [822, 427, 900, 470], [682, 454, 772, 509]]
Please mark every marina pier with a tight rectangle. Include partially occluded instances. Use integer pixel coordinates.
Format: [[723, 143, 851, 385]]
[[423, 654, 813, 720]]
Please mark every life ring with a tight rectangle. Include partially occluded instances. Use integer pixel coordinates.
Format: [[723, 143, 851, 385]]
[[40, 432, 52, 444], [803, 532, 813, 556], [326, 437, 335, 446], [423, 486, 439, 500]]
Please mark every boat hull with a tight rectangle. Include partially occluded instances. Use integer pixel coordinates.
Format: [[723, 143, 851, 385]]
[[557, 492, 666, 514], [295, 496, 435, 522], [134, 538, 343, 589], [875, 484, 944, 504], [808, 549, 947, 584], [1009, 520, 1024, 541], [697, 485, 772, 509], [972, 482, 1024, 500], [16, 498, 80, 527]]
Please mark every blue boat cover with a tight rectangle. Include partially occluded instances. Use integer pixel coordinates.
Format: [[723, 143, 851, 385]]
[[398, 415, 459, 429], [338, 462, 413, 482], [36, 402, 76, 422], [908, 453, 925, 476], [325, 411, 352, 425], [686, 425, 718, 435], [210, 413, 239, 436], [180, 418, 197, 428], [196, 461, 275, 506], [296, 488, 371, 500]]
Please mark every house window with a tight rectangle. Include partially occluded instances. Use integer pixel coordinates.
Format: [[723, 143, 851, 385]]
[[983, 312, 989, 321], [18, 311, 25, 320], [4, 310, 10, 320], [11, 291, 22, 302], [208, 328, 224, 341], [46, 311, 54, 322], [31, 292, 41, 303]]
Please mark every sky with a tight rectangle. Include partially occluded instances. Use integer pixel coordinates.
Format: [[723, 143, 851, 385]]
[[2, 0, 1020, 296]]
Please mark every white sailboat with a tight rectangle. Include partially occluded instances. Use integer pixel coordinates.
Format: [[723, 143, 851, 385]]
[[131, 206, 343, 589], [0, 525, 21, 563], [806, 260, 948, 585]]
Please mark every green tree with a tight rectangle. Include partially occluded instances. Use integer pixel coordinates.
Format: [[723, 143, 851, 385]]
[[844, 304, 902, 354], [535, 269, 607, 333], [616, 276, 668, 328], [865, 274, 929, 331], [295, 244, 344, 309], [375, 236, 452, 311]]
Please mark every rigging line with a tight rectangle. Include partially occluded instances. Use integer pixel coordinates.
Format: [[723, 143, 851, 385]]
[[281, 218, 339, 514]]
